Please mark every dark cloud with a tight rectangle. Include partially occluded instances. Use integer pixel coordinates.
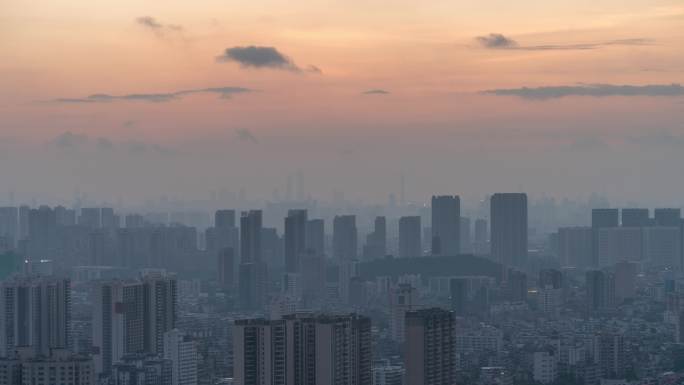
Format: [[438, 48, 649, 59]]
[[50, 86, 252, 104], [235, 129, 258, 143], [135, 16, 184, 37], [363, 89, 390, 95], [216, 46, 319, 73], [475, 33, 652, 50], [51, 132, 89, 149], [476, 33, 517, 49], [482, 83, 684, 100]]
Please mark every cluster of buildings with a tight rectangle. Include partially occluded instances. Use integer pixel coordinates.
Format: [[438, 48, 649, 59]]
[[1, 195, 684, 385]]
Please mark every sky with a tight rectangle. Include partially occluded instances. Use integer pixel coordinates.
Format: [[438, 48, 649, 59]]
[[1, 0, 684, 206]]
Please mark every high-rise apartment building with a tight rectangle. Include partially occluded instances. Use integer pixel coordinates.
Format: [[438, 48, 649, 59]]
[[0, 275, 71, 357], [404, 308, 455, 385], [284, 210, 307, 273]]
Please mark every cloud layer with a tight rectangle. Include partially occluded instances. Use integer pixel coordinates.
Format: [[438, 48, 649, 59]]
[[363, 89, 390, 95], [475, 33, 652, 50], [482, 83, 684, 99], [51, 87, 252, 104], [216, 46, 320, 73], [135, 16, 183, 37]]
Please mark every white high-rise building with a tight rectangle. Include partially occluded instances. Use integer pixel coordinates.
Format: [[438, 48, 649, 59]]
[[164, 329, 198, 385]]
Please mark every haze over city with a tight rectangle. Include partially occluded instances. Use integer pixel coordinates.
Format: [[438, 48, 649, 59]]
[[3, 0, 684, 205]]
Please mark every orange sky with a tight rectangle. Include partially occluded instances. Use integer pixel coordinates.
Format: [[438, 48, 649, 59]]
[[1, 0, 684, 203]]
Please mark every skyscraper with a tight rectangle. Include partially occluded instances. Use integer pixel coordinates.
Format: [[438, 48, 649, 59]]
[[363, 216, 386, 260], [473, 218, 488, 255], [398, 216, 421, 258], [239, 210, 266, 310], [431, 196, 460, 256], [0, 275, 71, 357], [240, 210, 262, 263], [305, 219, 325, 256], [284, 209, 307, 273], [333, 215, 358, 261], [214, 210, 236, 229], [491, 193, 528, 270], [404, 308, 455, 385]]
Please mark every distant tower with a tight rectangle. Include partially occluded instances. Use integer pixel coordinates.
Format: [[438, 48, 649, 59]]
[[591, 209, 619, 267], [333, 215, 358, 261], [399, 216, 421, 258], [284, 209, 307, 273], [491, 193, 527, 271], [239, 210, 266, 310], [431, 196, 460, 256]]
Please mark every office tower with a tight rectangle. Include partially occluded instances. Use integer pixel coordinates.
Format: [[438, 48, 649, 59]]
[[398, 216, 421, 258], [0, 276, 71, 357], [217, 247, 235, 290], [591, 209, 619, 267], [284, 209, 307, 273], [431, 196, 460, 256], [654, 208, 681, 227], [80, 208, 102, 228], [642, 226, 682, 270], [620, 208, 650, 227], [363, 216, 386, 260], [595, 333, 626, 378], [613, 262, 637, 302], [233, 319, 287, 385], [305, 219, 325, 256], [0, 207, 18, 247], [459, 217, 471, 253], [473, 218, 488, 255], [27, 206, 58, 259], [491, 193, 527, 270], [390, 284, 415, 342], [404, 308, 455, 385], [18, 205, 29, 241], [112, 354, 172, 385], [215, 210, 236, 229], [557, 227, 592, 268], [597, 227, 642, 267], [240, 211, 262, 263], [586, 270, 615, 312], [333, 215, 358, 261], [163, 329, 198, 385]]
